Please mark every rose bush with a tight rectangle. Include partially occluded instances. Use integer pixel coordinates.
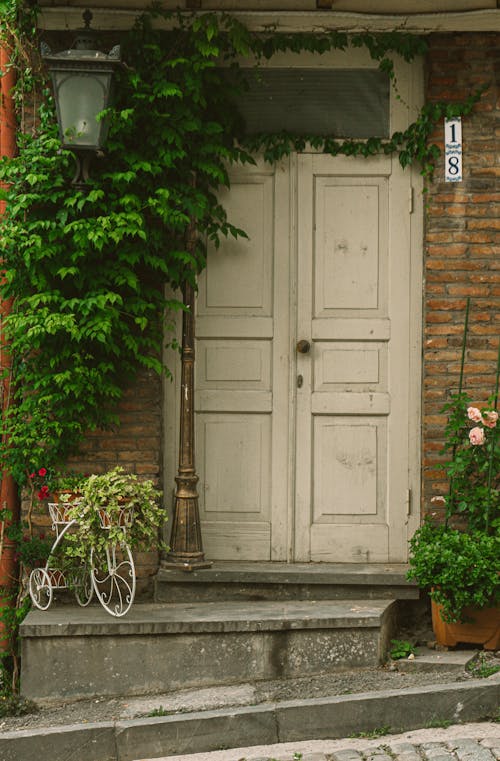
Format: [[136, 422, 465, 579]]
[[408, 396, 499, 623], [438, 394, 499, 533]]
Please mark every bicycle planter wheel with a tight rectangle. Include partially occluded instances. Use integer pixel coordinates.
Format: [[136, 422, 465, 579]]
[[90, 543, 136, 617], [74, 566, 94, 607], [29, 568, 53, 610]]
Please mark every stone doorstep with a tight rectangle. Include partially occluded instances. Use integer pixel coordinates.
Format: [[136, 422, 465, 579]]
[[21, 599, 396, 637], [20, 600, 397, 702]]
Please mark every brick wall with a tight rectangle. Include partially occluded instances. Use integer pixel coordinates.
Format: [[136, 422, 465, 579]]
[[422, 32, 500, 518]]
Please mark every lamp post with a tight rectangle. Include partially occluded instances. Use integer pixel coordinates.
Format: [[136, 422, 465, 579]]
[[41, 9, 121, 186], [163, 210, 212, 571]]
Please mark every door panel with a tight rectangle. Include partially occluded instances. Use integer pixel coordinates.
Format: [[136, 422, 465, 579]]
[[294, 154, 410, 563], [194, 159, 291, 560], [314, 180, 386, 312]]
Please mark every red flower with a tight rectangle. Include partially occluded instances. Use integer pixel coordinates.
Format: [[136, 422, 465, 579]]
[[37, 485, 50, 501], [29, 473, 36, 479], [38, 467, 47, 477]]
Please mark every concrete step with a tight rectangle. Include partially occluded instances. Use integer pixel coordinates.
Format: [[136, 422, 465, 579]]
[[20, 598, 397, 702], [155, 561, 418, 603]]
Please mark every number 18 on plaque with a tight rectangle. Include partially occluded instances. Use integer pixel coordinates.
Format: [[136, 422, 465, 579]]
[[444, 117, 462, 182]]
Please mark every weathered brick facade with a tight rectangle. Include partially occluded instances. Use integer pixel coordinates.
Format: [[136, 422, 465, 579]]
[[422, 32, 500, 519]]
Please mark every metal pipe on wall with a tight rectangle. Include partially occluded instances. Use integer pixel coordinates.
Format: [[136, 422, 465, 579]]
[[0, 40, 20, 651]]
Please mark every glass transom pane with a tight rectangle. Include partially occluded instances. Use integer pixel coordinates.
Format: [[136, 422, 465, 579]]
[[238, 68, 390, 138]]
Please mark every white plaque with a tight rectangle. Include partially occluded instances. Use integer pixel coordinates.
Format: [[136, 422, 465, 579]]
[[444, 117, 462, 182]]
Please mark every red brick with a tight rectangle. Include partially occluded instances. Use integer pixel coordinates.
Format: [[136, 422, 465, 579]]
[[447, 285, 491, 296], [467, 219, 500, 230]]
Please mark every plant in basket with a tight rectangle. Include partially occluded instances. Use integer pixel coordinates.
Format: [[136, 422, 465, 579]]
[[60, 467, 165, 616], [64, 466, 165, 562]]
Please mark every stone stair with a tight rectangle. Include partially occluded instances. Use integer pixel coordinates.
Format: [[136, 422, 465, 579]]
[[155, 561, 418, 602], [20, 562, 418, 703]]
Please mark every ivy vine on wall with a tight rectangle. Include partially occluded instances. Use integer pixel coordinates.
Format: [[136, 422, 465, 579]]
[[0, 4, 485, 485]]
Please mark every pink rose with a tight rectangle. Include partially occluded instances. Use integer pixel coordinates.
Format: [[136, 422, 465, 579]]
[[467, 407, 482, 422], [482, 410, 498, 429], [469, 426, 485, 446]]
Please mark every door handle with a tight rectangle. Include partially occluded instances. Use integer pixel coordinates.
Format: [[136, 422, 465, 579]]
[[296, 340, 311, 354]]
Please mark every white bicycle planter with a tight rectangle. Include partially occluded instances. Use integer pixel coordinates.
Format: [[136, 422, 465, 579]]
[[29, 501, 136, 617]]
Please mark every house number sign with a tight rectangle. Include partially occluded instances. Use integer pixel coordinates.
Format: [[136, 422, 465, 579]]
[[444, 117, 462, 182]]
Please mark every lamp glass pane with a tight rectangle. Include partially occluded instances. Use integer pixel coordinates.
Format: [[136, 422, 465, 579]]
[[55, 72, 110, 148]]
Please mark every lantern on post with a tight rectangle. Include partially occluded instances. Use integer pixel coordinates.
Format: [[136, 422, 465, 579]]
[[41, 9, 121, 185]]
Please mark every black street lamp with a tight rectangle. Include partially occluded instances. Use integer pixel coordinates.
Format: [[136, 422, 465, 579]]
[[41, 9, 121, 185]]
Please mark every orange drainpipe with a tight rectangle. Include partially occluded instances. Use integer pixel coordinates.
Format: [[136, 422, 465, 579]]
[[0, 40, 19, 651]]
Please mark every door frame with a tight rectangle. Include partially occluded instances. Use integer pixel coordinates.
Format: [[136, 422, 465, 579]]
[[162, 51, 424, 563]]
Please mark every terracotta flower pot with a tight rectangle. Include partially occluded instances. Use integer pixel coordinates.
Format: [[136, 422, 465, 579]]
[[431, 598, 500, 650]]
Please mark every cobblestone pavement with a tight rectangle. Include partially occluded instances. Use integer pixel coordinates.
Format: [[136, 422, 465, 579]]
[[137, 723, 500, 761]]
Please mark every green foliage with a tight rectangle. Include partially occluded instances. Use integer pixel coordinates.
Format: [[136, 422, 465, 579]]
[[243, 91, 484, 180], [0, 587, 31, 691], [407, 522, 500, 623], [0, 688, 36, 718], [466, 653, 500, 679], [0, 12, 254, 483], [0, 0, 43, 113], [424, 718, 453, 729], [5, 522, 52, 570], [147, 705, 170, 717], [389, 639, 416, 660]]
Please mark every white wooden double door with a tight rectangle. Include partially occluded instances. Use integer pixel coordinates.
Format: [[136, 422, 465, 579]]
[[168, 151, 420, 563]]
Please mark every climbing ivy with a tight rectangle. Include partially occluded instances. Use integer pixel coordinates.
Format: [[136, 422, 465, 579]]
[[0, 4, 486, 485]]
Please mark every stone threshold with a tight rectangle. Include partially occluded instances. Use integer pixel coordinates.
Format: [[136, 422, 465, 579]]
[[157, 561, 414, 586]]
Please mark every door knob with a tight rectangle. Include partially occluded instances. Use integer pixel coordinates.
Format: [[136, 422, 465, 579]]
[[296, 340, 311, 354]]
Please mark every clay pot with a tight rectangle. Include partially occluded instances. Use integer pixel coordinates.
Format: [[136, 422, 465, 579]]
[[431, 598, 500, 650]]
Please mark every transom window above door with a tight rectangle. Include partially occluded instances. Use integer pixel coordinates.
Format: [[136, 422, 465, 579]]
[[237, 68, 390, 137]]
